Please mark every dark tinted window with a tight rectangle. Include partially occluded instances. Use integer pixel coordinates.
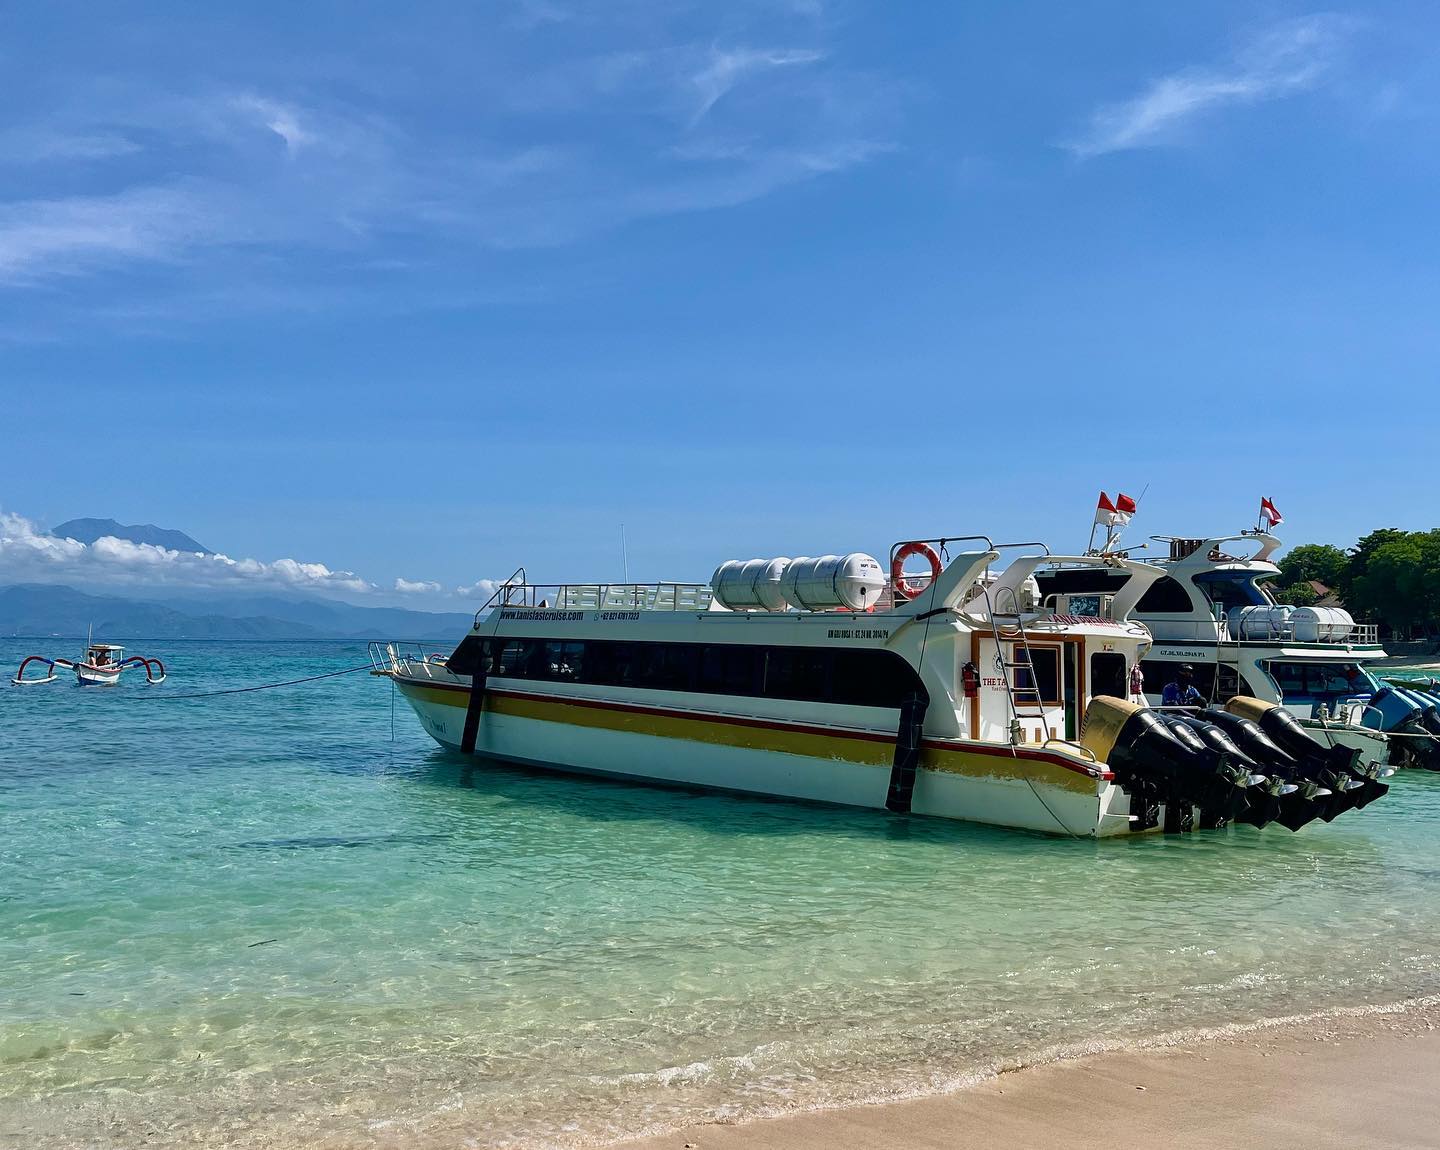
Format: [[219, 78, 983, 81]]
[[1139, 660, 1240, 703], [763, 648, 831, 701], [1035, 569, 1124, 596], [1012, 645, 1060, 704], [832, 648, 922, 708], [641, 643, 698, 691], [446, 634, 484, 676], [1136, 576, 1195, 614], [475, 636, 921, 708], [698, 645, 759, 694], [1090, 652, 1127, 699], [1265, 661, 1373, 699], [543, 641, 584, 681]]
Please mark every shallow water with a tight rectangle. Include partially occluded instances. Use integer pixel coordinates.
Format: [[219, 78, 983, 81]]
[[3, 639, 1439, 1148]]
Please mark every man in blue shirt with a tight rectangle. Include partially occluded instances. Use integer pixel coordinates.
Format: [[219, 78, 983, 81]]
[[1162, 664, 1205, 708]]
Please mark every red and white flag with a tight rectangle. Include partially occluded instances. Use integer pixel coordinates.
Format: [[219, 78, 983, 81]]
[[1094, 492, 1117, 526], [1095, 492, 1134, 528], [1259, 497, 1284, 528]]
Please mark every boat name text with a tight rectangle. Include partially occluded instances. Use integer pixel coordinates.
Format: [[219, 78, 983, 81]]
[[500, 610, 585, 621], [826, 628, 892, 640]]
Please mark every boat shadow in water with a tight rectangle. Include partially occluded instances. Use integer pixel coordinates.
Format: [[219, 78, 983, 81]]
[[406, 746, 1035, 850], [401, 747, 1394, 872]]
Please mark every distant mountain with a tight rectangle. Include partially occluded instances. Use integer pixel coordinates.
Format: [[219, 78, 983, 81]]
[[0, 585, 320, 640], [49, 518, 211, 554], [0, 585, 474, 641]]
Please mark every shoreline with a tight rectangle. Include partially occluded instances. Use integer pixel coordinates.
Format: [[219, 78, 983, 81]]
[[617, 997, 1440, 1150]]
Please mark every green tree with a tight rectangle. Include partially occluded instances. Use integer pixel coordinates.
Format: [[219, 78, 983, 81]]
[[1338, 528, 1409, 605], [1272, 581, 1319, 607], [1277, 543, 1348, 590], [1346, 530, 1440, 634]]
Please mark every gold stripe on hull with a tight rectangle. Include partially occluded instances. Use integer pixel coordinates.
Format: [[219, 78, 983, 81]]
[[397, 679, 1102, 797]]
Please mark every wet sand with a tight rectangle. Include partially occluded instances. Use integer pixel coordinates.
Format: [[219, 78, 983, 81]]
[[620, 1002, 1440, 1150]]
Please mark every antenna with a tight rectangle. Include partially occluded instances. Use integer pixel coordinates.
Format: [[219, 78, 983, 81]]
[[620, 524, 629, 583]]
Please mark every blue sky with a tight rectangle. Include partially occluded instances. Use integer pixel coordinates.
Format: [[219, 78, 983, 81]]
[[3, 2, 1438, 605]]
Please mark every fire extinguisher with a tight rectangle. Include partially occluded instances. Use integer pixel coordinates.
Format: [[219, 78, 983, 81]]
[[961, 661, 979, 699]]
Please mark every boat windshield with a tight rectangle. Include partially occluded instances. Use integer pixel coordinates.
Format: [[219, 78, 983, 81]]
[[1192, 571, 1271, 612], [1264, 660, 1378, 701]]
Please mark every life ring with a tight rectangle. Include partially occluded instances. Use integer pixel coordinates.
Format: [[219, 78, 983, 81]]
[[891, 542, 942, 601]]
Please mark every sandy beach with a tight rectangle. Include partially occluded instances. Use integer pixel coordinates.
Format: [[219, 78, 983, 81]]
[[621, 1001, 1440, 1150]]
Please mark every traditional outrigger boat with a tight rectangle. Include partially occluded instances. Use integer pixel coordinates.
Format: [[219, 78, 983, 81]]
[[12, 641, 166, 687], [373, 535, 1388, 837]]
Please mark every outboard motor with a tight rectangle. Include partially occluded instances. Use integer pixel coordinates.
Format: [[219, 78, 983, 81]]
[[1198, 708, 1340, 828], [1173, 714, 1320, 832], [1366, 686, 1440, 770], [1226, 698, 1388, 812], [1400, 688, 1440, 739], [1081, 698, 1251, 832]]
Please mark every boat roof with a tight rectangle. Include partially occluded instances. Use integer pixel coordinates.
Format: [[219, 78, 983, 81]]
[[87, 643, 125, 651]]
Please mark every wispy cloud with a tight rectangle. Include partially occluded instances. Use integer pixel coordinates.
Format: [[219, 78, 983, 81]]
[[394, 577, 442, 594], [1067, 15, 1353, 159], [0, 128, 141, 164], [232, 94, 315, 153], [0, 10, 902, 309], [0, 185, 223, 283], [689, 47, 824, 125]]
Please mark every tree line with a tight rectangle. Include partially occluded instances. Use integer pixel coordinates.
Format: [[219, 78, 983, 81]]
[[1272, 529, 1440, 636]]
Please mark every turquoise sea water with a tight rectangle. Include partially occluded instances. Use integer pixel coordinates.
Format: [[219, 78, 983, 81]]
[[3, 639, 1440, 1149]]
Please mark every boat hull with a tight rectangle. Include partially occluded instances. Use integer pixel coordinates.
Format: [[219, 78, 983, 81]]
[[76, 668, 121, 687], [396, 677, 1133, 838]]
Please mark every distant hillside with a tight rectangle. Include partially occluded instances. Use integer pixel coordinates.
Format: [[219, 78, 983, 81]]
[[50, 518, 211, 554], [0, 585, 320, 640], [0, 585, 474, 641]]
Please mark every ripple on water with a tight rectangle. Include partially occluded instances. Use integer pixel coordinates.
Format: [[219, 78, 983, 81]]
[[3, 639, 1440, 1147]]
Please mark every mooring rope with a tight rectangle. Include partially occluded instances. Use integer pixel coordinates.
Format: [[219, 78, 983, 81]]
[[129, 663, 376, 701]]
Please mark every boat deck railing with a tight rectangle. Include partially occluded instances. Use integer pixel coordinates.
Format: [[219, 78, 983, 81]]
[[368, 641, 451, 678], [1147, 618, 1382, 646], [477, 579, 715, 622]]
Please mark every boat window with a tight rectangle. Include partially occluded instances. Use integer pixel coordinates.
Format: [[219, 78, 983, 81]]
[[1139, 660, 1240, 703], [763, 648, 831, 701], [1011, 645, 1061, 705], [542, 641, 585, 681], [637, 643, 695, 692], [1090, 652, 1127, 699], [1034, 569, 1123, 596], [1135, 576, 1195, 614], [1264, 661, 1375, 701], [446, 634, 484, 676], [586, 642, 638, 688], [832, 648, 919, 708], [495, 640, 532, 677], [478, 636, 922, 708], [1192, 572, 1269, 612]]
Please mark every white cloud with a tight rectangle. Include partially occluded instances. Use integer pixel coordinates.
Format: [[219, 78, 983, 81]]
[[1, 509, 382, 597], [394, 577, 442, 594], [455, 579, 503, 601], [1067, 15, 1352, 159]]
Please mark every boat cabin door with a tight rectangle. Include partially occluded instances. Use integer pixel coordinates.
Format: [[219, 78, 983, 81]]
[[1062, 643, 1079, 740]]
